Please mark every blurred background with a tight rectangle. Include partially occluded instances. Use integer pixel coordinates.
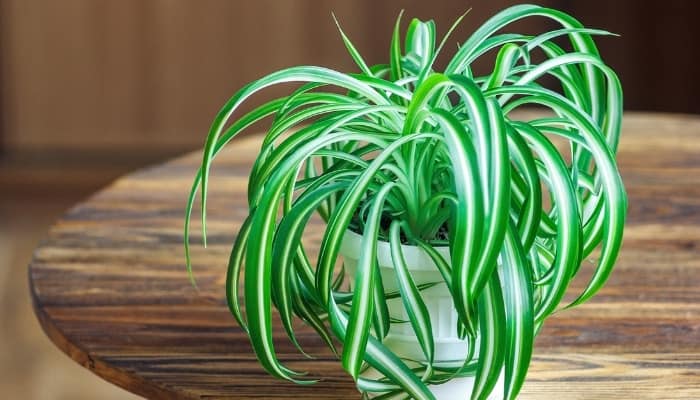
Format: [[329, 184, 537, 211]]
[[1, 1, 698, 398]]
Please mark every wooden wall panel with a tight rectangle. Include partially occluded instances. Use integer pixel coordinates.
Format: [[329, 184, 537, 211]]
[[1, 0, 696, 154], [562, 0, 700, 114], [0, 0, 555, 153]]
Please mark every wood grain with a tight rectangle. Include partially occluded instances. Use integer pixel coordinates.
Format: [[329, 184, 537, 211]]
[[29, 112, 700, 399]]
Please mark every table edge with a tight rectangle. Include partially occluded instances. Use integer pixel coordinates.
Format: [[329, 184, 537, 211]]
[[27, 220, 196, 399], [24, 133, 270, 400]]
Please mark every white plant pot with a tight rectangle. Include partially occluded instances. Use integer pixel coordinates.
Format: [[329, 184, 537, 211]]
[[339, 229, 504, 400]]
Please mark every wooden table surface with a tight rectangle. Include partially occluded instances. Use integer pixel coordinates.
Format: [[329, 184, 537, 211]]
[[29, 112, 700, 399]]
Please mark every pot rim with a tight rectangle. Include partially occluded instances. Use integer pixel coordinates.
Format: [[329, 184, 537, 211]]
[[340, 229, 451, 272]]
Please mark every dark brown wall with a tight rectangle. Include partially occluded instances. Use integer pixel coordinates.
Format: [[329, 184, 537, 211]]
[[561, 0, 700, 115], [0, 0, 698, 155]]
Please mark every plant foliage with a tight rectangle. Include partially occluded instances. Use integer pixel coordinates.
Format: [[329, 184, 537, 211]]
[[185, 4, 626, 399]]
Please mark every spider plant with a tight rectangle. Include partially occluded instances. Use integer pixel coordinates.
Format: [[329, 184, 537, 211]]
[[185, 4, 625, 400]]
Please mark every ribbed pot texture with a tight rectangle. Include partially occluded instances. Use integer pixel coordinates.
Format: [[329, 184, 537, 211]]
[[340, 230, 504, 400]]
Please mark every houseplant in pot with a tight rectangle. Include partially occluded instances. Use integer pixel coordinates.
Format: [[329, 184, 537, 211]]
[[185, 4, 626, 399]]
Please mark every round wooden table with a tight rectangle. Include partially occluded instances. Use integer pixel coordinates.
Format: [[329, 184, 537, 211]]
[[29, 112, 700, 399]]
